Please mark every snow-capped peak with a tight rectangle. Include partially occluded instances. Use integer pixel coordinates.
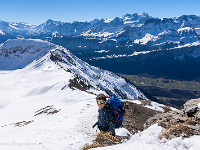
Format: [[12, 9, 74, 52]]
[[0, 39, 55, 70], [1, 39, 53, 50]]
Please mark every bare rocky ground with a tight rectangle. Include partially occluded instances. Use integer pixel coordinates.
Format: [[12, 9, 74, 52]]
[[144, 98, 200, 139], [122, 100, 163, 133]]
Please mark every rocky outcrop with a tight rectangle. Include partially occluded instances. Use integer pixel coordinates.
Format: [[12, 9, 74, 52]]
[[144, 98, 200, 139], [184, 98, 200, 119], [122, 100, 172, 133]]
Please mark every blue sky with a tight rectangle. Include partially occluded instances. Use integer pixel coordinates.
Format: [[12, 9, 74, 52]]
[[0, 0, 200, 25]]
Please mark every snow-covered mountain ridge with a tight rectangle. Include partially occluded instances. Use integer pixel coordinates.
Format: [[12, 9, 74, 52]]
[[0, 39, 146, 99], [1, 13, 200, 40], [0, 39, 55, 70]]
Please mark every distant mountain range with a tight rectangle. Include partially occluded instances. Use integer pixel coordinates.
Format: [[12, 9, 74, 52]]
[[1, 13, 200, 80]]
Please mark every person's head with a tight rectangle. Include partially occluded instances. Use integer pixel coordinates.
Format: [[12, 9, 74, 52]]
[[96, 94, 107, 109]]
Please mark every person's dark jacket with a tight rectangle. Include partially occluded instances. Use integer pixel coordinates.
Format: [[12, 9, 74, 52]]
[[97, 104, 115, 136]]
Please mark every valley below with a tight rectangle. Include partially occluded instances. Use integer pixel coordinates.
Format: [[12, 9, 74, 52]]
[[120, 74, 200, 108]]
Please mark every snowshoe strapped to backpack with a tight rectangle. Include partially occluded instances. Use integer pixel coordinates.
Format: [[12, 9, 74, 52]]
[[108, 96, 125, 128]]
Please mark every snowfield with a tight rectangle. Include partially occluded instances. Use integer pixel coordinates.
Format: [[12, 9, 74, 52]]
[[0, 63, 99, 150]]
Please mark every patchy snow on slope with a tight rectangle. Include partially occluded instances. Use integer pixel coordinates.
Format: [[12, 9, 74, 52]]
[[134, 33, 157, 44], [145, 101, 165, 112], [123, 99, 167, 112], [81, 31, 114, 37], [195, 28, 200, 36], [169, 41, 200, 50], [178, 27, 194, 32], [94, 50, 155, 60], [0, 30, 5, 35], [123, 99, 142, 105], [128, 50, 153, 56], [51, 47, 146, 99], [95, 50, 109, 53]]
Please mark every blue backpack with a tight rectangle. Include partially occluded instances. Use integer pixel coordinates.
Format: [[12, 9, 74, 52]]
[[108, 96, 125, 128]]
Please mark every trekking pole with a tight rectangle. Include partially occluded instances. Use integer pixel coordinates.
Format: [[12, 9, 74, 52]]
[[92, 121, 98, 128]]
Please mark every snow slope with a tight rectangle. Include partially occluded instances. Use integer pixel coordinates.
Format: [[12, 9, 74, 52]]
[[0, 66, 98, 150]]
